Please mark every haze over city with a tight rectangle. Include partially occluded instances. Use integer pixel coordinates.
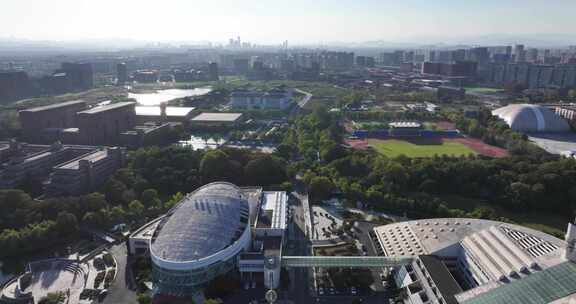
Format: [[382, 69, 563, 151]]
[[2, 0, 576, 45], [4, 1, 576, 304]]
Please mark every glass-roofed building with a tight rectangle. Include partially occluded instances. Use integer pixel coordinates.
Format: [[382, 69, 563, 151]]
[[127, 182, 288, 303]]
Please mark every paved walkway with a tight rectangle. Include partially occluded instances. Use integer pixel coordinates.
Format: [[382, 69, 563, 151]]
[[101, 244, 138, 304]]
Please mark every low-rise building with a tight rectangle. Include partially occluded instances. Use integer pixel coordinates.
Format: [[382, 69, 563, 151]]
[[45, 147, 125, 197], [0, 140, 124, 196], [135, 105, 196, 124], [189, 112, 244, 128], [19, 100, 87, 143], [230, 87, 293, 110], [373, 218, 576, 304]]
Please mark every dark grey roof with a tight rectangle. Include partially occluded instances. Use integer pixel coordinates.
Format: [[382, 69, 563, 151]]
[[20, 100, 86, 113], [419, 255, 462, 304], [151, 182, 250, 262], [77, 102, 135, 115]]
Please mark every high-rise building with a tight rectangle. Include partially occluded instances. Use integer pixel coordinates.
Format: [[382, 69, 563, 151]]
[[60, 62, 94, 90], [0, 71, 31, 103], [515, 44, 526, 62], [117, 63, 128, 86], [208, 62, 219, 81]]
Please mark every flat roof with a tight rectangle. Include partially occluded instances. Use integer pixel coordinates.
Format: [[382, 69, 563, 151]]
[[19, 100, 86, 113], [56, 150, 109, 170], [257, 191, 287, 230], [135, 106, 195, 117], [77, 102, 135, 115], [374, 218, 565, 260], [419, 255, 462, 304], [191, 112, 243, 122]]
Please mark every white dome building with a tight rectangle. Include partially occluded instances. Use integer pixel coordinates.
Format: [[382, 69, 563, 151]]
[[492, 104, 570, 133]]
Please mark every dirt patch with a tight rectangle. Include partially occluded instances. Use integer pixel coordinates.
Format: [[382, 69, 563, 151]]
[[345, 139, 369, 150]]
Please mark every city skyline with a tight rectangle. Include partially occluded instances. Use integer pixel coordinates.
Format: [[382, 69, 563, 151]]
[[2, 0, 576, 45]]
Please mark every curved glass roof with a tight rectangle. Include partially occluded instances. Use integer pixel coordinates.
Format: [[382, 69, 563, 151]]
[[151, 182, 250, 263]]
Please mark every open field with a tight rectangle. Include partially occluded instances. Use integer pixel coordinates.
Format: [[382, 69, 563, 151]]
[[368, 138, 476, 158], [463, 86, 505, 94]]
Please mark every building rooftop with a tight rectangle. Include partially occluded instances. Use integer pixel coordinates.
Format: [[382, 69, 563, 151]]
[[389, 121, 422, 128], [135, 106, 196, 117], [19, 100, 86, 113], [191, 112, 243, 122], [375, 218, 569, 304], [459, 261, 576, 304], [150, 182, 250, 263], [77, 102, 135, 115], [374, 218, 565, 262], [256, 191, 288, 230], [493, 104, 570, 133], [420, 255, 462, 304], [55, 149, 109, 170]]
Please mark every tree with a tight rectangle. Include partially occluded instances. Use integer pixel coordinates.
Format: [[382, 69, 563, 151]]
[[309, 176, 334, 201], [136, 293, 152, 304], [38, 292, 64, 304], [110, 206, 127, 224], [199, 150, 242, 183], [105, 178, 128, 205], [244, 155, 287, 186], [55, 212, 79, 236], [141, 189, 161, 209], [128, 200, 145, 220]]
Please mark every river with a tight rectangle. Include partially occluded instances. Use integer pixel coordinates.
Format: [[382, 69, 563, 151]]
[[128, 87, 211, 106]]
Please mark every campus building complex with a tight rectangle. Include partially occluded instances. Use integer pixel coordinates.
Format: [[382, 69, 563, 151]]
[[0, 140, 124, 197], [128, 182, 288, 302], [19, 100, 179, 148], [372, 218, 576, 304]]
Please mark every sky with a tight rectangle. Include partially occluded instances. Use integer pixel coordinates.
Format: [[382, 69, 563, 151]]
[[1, 0, 576, 44]]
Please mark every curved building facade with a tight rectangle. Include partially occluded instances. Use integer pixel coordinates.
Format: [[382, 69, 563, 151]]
[[150, 182, 251, 297], [492, 104, 570, 132]]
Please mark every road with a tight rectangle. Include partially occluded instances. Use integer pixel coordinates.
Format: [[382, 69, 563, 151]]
[[102, 243, 138, 304], [295, 89, 313, 108], [286, 192, 315, 304]]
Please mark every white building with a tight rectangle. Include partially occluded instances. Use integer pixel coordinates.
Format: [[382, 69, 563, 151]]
[[230, 87, 294, 110], [373, 218, 576, 304]]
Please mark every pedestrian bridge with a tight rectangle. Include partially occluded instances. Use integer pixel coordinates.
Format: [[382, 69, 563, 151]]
[[280, 256, 414, 268]]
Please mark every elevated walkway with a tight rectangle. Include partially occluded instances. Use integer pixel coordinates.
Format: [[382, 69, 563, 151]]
[[281, 256, 414, 268]]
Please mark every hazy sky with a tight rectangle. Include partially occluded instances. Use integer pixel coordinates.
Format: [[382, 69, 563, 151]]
[[1, 0, 576, 44]]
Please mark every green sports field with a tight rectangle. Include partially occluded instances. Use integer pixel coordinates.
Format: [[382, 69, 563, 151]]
[[368, 139, 476, 158]]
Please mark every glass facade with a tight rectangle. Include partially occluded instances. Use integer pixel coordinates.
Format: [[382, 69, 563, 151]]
[[152, 254, 238, 297]]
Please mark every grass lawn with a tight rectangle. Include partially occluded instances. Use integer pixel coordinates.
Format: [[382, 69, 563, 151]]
[[463, 86, 505, 94], [368, 139, 476, 158]]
